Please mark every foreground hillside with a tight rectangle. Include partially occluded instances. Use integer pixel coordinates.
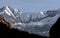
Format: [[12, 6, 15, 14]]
[[0, 15, 48, 38]]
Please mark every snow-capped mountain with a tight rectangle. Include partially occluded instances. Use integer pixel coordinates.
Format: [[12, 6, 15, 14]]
[[0, 6, 21, 24], [0, 6, 60, 37], [0, 6, 15, 18]]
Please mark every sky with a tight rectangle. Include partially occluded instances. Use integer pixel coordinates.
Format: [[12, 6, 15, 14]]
[[0, 0, 60, 12]]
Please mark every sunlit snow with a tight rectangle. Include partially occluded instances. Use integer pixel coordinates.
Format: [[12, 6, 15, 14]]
[[40, 12, 44, 15]]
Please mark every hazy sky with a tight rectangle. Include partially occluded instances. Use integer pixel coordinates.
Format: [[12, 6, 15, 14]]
[[0, 0, 60, 12]]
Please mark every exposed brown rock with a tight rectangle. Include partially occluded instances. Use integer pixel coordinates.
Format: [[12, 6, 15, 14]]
[[0, 15, 14, 29]]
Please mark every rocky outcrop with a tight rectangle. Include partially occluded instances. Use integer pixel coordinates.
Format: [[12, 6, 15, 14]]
[[0, 15, 13, 29], [0, 15, 14, 29]]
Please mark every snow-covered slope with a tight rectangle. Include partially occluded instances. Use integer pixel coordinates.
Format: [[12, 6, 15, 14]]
[[0, 6, 21, 25], [0, 6, 60, 37]]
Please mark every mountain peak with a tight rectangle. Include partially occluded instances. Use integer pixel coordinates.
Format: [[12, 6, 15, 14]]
[[5, 6, 9, 8], [0, 6, 11, 12], [0, 6, 18, 19], [4, 6, 13, 16]]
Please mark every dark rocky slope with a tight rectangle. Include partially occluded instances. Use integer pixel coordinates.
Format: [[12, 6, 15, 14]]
[[49, 17, 60, 38], [0, 15, 47, 38]]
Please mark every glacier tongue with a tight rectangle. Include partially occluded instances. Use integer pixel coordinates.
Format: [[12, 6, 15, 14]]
[[0, 6, 60, 37]]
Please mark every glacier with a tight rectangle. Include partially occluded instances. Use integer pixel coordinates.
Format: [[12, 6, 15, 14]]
[[0, 6, 60, 37]]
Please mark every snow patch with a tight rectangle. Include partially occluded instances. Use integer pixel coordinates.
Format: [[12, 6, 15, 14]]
[[40, 12, 44, 15]]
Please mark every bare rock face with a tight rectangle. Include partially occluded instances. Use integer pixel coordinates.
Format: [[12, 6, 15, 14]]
[[0, 15, 14, 29]]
